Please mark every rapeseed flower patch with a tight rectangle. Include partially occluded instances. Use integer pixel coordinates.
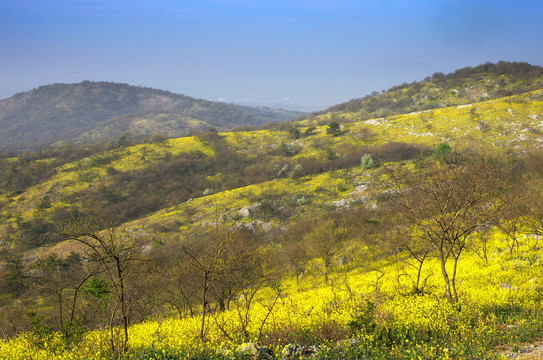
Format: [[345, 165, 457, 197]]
[[4, 229, 541, 359]]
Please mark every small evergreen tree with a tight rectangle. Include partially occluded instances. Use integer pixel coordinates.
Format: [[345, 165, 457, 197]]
[[433, 143, 452, 160], [326, 122, 341, 137], [361, 154, 375, 169]]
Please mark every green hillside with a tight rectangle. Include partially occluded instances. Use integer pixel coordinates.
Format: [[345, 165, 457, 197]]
[[3, 63, 543, 359], [315, 61, 543, 119], [6, 88, 543, 250], [0, 81, 302, 152]]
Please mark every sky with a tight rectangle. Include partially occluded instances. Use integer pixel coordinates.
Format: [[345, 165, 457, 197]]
[[1, 0, 542, 111]]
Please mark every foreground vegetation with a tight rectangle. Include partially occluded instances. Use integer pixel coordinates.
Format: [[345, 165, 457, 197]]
[[3, 152, 543, 359], [2, 206, 543, 359]]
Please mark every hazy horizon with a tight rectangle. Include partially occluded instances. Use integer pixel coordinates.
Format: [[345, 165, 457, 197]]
[[2, 1, 542, 111]]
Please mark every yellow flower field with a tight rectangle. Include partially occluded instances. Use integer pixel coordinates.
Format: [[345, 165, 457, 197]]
[[2, 229, 541, 359]]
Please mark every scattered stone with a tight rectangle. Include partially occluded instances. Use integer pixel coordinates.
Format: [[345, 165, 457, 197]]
[[330, 198, 351, 208], [237, 342, 258, 358], [236, 343, 273, 360], [281, 344, 320, 359], [329, 196, 366, 208], [337, 255, 349, 266], [261, 222, 273, 233], [365, 118, 387, 125], [337, 338, 359, 347], [216, 348, 235, 359], [238, 203, 261, 218], [238, 208, 252, 218], [349, 184, 367, 195], [408, 131, 433, 137], [235, 220, 274, 234], [141, 244, 153, 255]]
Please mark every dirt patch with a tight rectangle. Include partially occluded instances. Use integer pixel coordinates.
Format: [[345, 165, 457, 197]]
[[500, 342, 543, 359]]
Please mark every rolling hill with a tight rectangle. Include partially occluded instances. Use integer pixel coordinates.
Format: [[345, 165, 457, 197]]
[[314, 61, 543, 120], [3, 61, 543, 359], [2, 62, 543, 250], [0, 81, 302, 152]]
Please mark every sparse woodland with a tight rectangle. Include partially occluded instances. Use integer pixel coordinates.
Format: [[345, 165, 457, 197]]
[[3, 63, 543, 359]]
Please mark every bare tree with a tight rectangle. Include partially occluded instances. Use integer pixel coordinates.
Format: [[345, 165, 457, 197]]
[[156, 250, 200, 319], [389, 227, 434, 294], [516, 182, 543, 250], [303, 218, 347, 283], [62, 212, 152, 354], [497, 184, 527, 255], [386, 158, 509, 303], [28, 252, 100, 333], [180, 225, 260, 340], [280, 221, 312, 284]]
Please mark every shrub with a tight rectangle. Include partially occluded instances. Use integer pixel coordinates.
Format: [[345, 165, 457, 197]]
[[297, 195, 309, 205], [326, 122, 341, 137], [37, 195, 52, 210], [277, 143, 299, 157], [259, 200, 278, 219], [347, 299, 377, 334], [304, 126, 317, 136], [288, 128, 301, 139], [337, 184, 348, 192], [360, 154, 375, 169], [433, 142, 452, 159], [325, 148, 338, 160], [290, 163, 303, 178], [276, 164, 289, 177], [62, 318, 86, 347]]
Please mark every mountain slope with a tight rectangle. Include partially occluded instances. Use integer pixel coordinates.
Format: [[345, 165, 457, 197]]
[[4, 64, 543, 359], [0, 81, 302, 152], [317, 61, 543, 119], [2, 89, 543, 252]]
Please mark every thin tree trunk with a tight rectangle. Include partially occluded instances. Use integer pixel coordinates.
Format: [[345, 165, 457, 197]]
[[58, 291, 64, 331], [439, 252, 453, 303], [324, 259, 330, 284], [114, 256, 129, 353], [178, 287, 194, 318], [70, 288, 79, 323], [452, 255, 460, 303], [415, 253, 427, 293], [200, 272, 209, 340]]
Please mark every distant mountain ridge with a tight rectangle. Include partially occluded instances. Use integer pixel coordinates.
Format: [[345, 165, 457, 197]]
[[0, 81, 302, 152], [3, 62, 543, 153]]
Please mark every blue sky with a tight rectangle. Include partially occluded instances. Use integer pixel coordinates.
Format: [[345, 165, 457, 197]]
[[1, 1, 542, 110]]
